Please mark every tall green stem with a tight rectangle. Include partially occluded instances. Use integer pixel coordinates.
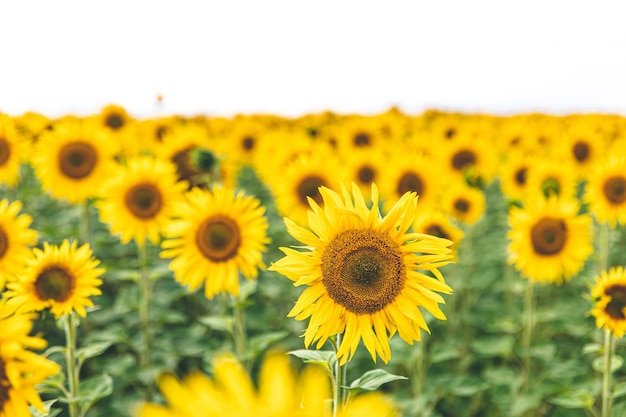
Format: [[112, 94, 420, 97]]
[[598, 222, 610, 273], [231, 294, 248, 368], [138, 242, 153, 398], [332, 334, 348, 417], [64, 313, 80, 417], [602, 329, 614, 417], [79, 201, 91, 245], [522, 279, 534, 392]]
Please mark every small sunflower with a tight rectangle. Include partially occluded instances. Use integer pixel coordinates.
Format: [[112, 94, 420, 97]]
[[4, 240, 104, 318], [413, 209, 464, 259], [138, 351, 398, 417], [32, 118, 117, 204], [269, 183, 453, 364], [97, 156, 188, 247], [498, 150, 534, 202], [439, 184, 486, 225], [591, 266, 626, 338], [0, 115, 27, 187], [161, 186, 270, 299], [507, 196, 593, 284], [525, 158, 578, 200], [0, 300, 61, 417], [98, 103, 132, 134], [585, 155, 626, 226], [0, 199, 38, 291]]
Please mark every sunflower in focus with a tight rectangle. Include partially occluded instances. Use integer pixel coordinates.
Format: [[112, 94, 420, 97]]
[[0, 199, 38, 291], [0, 300, 61, 417], [439, 184, 486, 226], [0, 115, 28, 187], [584, 155, 626, 226], [161, 186, 270, 299], [507, 196, 593, 284], [4, 240, 104, 318], [591, 266, 626, 338], [270, 183, 453, 364], [98, 156, 188, 247], [32, 118, 117, 204], [138, 351, 398, 417]]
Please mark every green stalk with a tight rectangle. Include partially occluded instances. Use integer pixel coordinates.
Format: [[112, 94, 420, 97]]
[[332, 334, 348, 417], [63, 313, 80, 417], [602, 328, 614, 417], [138, 242, 153, 398], [231, 293, 248, 368], [522, 279, 534, 392], [79, 200, 91, 245], [598, 222, 610, 273]]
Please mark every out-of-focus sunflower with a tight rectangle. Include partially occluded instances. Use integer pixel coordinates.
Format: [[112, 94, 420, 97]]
[[591, 266, 626, 338], [137, 351, 398, 417], [0, 115, 27, 187], [439, 183, 486, 226], [498, 150, 534, 202], [435, 132, 497, 186], [524, 158, 578, 200], [0, 300, 61, 417], [212, 117, 266, 167], [269, 183, 453, 364], [32, 118, 117, 204], [507, 196, 593, 284], [585, 155, 626, 226], [98, 103, 133, 134], [0, 199, 38, 290], [267, 150, 345, 226], [334, 115, 383, 152], [161, 186, 270, 299], [413, 209, 464, 259], [97, 156, 188, 247], [4, 240, 104, 318], [558, 123, 606, 179], [377, 146, 442, 215], [341, 147, 386, 201]]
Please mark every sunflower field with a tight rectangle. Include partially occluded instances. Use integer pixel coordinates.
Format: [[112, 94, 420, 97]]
[[2, 107, 626, 417]]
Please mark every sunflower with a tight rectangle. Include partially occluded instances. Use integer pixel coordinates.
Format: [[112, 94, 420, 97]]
[[439, 183, 486, 226], [161, 186, 270, 299], [97, 156, 188, 247], [591, 266, 626, 338], [269, 183, 453, 364], [3, 240, 104, 318], [434, 131, 498, 186], [524, 158, 579, 200], [138, 351, 398, 417], [31, 118, 117, 204], [584, 155, 626, 226], [0, 199, 38, 291], [507, 196, 593, 284], [413, 209, 464, 259], [98, 103, 133, 134], [557, 122, 606, 179], [340, 147, 386, 202], [0, 300, 61, 417], [0, 115, 27, 188], [498, 150, 534, 202]]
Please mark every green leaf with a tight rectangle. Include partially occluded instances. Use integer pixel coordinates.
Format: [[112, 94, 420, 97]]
[[592, 355, 623, 373], [198, 316, 234, 333], [43, 345, 66, 358], [77, 341, 113, 363], [582, 343, 602, 355], [30, 399, 62, 417], [547, 389, 594, 408], [613, 381, 626, 400], [239, 280, 258, 303], [288, 349, 336, 374], [348, 369, 408, 391], [60, 373, 114, 405], [471, 336, 515, 358], [249, 331, 289, 354]]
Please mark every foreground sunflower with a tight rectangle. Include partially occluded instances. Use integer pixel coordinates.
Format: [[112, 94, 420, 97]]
[[0, 301, 61, 417], [161, 186, 270, 299], [507, 196, 593, 284], [0, 199, 38, 290], [137, 351, 398, 417], [269, 183, 454, 364], [98, 156, 188, 247], [4, 240, 104, 318], [591, 266, 626, 338]]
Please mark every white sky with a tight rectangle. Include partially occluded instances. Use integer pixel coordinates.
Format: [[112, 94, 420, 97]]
[[1, 0, 625, 119]]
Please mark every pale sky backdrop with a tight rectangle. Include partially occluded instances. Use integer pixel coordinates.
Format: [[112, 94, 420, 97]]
[[1, 0, 625, 119]]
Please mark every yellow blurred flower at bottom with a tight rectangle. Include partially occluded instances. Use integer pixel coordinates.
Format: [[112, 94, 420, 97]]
[[137, 352, 398, 417]]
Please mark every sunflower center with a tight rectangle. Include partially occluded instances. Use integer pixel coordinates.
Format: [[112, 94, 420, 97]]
[[397, 172, 424, 196], [58, 142, 98, 179], [0, 138, 10, 165], [353, 132, 371, 147], [196, 216, 241, 262], [604, 285, 626, 319], [106, 113, 124, 130], [515, 167, 527, 186], [124, 184, 163, 219], [452, 150, 476, 171], [172, 146, 198, 182], [34, 266, 74, 302], [357, 166, 375, 184], [297, 176, 326, 206], [445, 128, 456, 139], [426, 224, 450, 240], [321, 229, 406, 314], [603, 176, 626, 204], [155, 125, 168, 141], [454, 198, 470, 213], [0, 227, 7, 259], [573, 141, 590, 162], [530, 217, 567, 256], [541, 177, 560, 197], [0, 358, 9, 408], [242, 136, 255, 151]]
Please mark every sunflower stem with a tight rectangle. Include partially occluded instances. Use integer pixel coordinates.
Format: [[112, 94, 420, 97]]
[[601, 329, 614, 417], [79, 200, 91, 245], [598, 222, 610, 273], [522, 279, 534, 393], [138, 242, 153, 399], [63, 313, 80, 417], [332, 334, 348, 417], [231, 293, 249, 368]]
